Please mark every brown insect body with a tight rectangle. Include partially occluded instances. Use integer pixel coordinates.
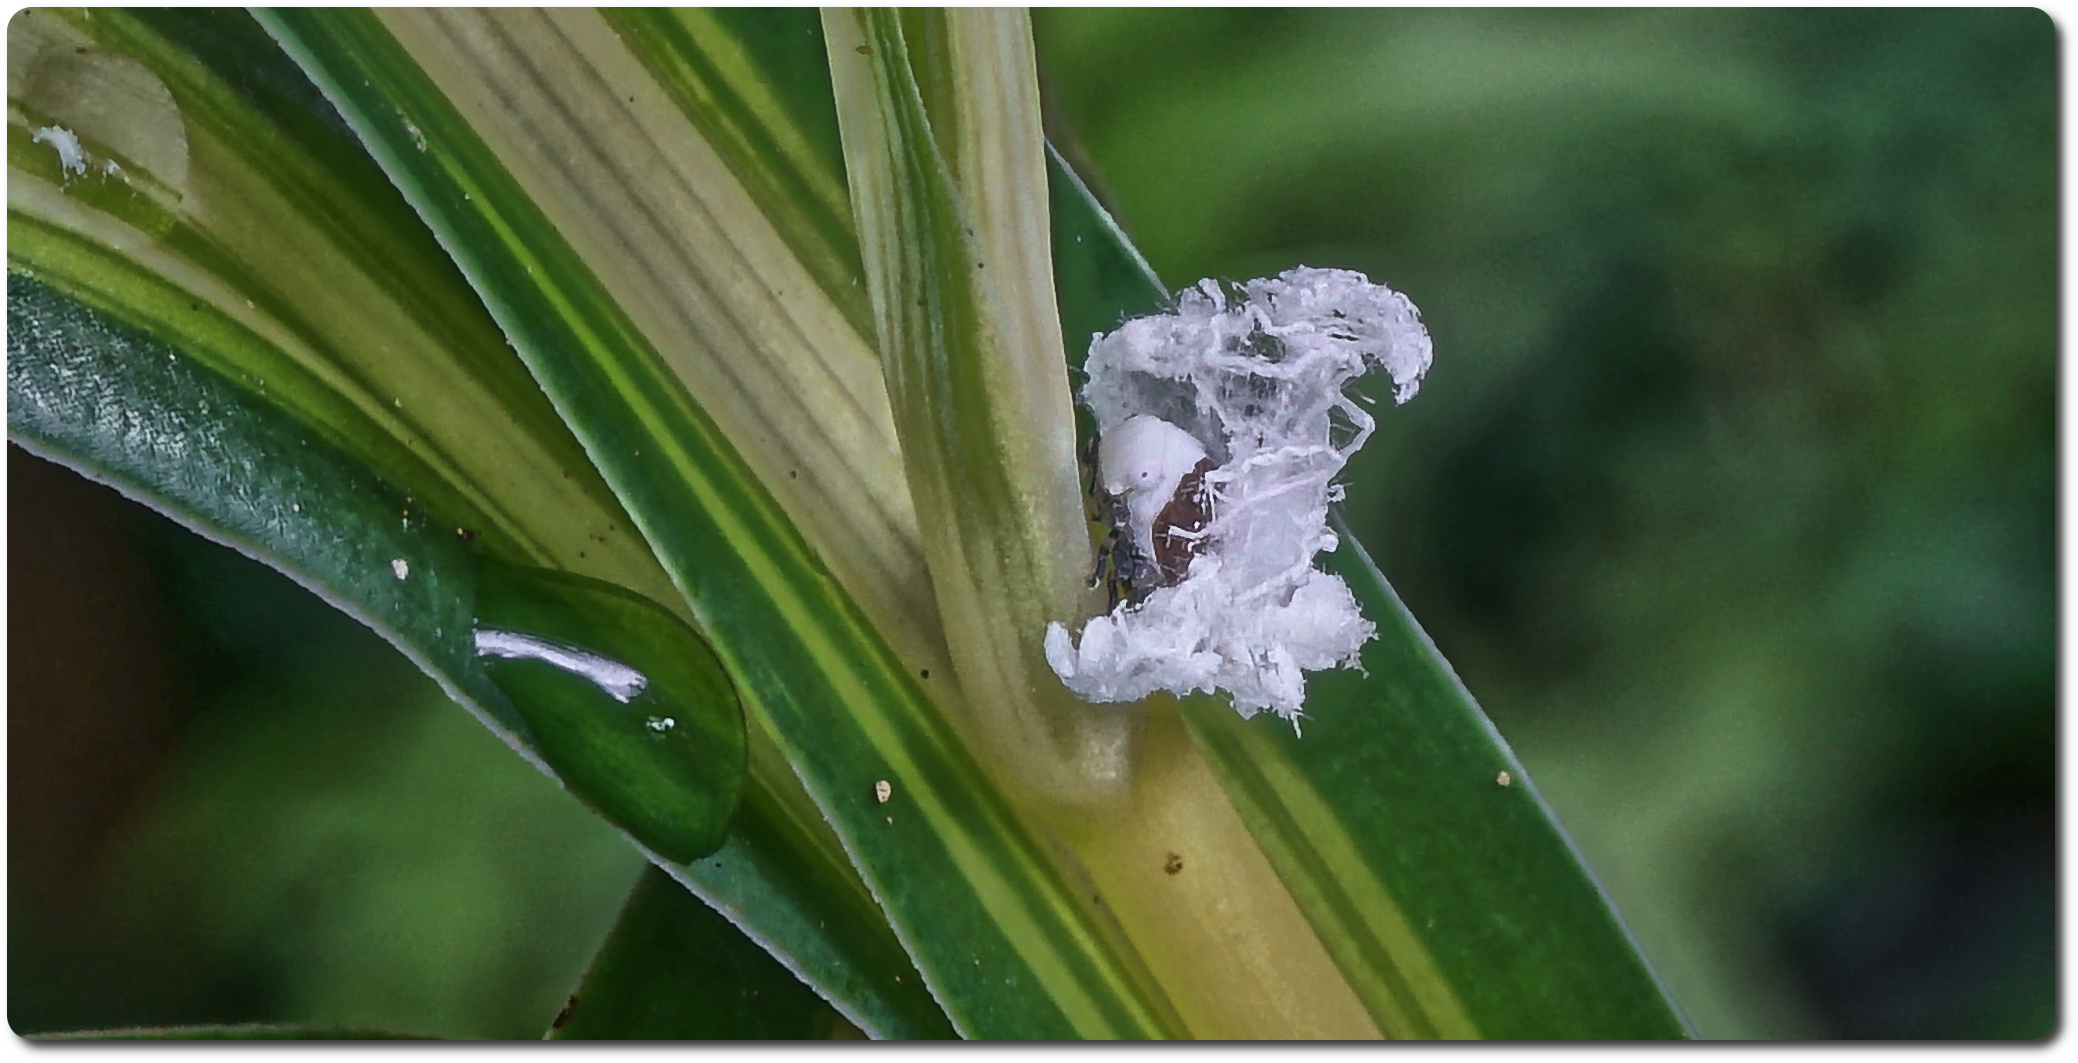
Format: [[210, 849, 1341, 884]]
[[1151, 457, 1217, 586], [1088, 449, 1218, 607]]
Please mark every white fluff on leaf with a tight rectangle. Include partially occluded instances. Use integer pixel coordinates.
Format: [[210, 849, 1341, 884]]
[[1044, 267, 1432, 726]]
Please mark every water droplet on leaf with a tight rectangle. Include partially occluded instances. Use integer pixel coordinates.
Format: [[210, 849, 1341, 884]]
[[471, 561, 746, 863]]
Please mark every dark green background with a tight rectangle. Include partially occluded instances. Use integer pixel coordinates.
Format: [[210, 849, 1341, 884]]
[[11, 9, 2053, 1038]]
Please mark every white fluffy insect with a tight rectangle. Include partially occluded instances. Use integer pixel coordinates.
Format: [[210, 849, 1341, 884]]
[[1046, 266, 1432, 725]]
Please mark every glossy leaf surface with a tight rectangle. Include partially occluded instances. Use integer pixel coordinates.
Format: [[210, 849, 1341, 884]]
[[261, 7, 1174, 1038], [9, 8, 939, 1038]]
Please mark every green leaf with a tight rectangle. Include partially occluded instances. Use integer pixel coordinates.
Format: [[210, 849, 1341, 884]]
[[1044, 143, 1168, 371], [837, 15, 1451, 1040], [7, 270, 500, 729], [9, 9, 940, 1038], [1046, 134, 1691, 1038], [549, 866, 847, 1040], [598, 8, 869, 340], [13, 2, 1689, 1039], [259, 8, 1174, 1038], [1181, 521, 1690, 1038], [824, 9, 1127, 803]]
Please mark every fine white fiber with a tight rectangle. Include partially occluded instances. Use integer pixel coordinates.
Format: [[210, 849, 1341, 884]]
[[1044, 266, 1432, 725]]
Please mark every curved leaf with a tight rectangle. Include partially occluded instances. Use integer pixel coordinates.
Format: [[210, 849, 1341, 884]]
[[7, 271, 500, 732], [824, 8, 1121, 804], [549, 866, 845, 1040], [7, 9, 941, 1038], [11, 3, 1691, 1040], [1180, 520, 1689, 1037], [598, 8, 869, 340], [259, 7, 1175, 1038], [1046, 133, 1691, 1038], [830, 13, 1392, 1040]]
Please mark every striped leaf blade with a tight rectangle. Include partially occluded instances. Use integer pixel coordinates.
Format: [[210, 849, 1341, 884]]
[[8, 8, 942, 1038], [253, 6, 1180, 1038], [1046, 138, 1692, 1039]]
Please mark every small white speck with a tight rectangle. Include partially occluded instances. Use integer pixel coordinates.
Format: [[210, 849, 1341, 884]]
[[291, 503, 301, 513], [874, 779, 892, 804], [646, 716, 676, 733], [404, 119, 426, 152], [391, 558, 410, 580]]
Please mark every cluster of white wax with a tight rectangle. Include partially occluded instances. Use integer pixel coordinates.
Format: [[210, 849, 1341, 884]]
[[1044, 267, 1432, 724]]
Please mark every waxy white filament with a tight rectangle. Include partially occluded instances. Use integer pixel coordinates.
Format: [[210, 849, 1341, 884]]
[[1046, 267, 1433, 726]]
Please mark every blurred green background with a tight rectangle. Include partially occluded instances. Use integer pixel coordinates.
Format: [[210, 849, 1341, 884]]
[[9, 8, 2053, 1039]]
